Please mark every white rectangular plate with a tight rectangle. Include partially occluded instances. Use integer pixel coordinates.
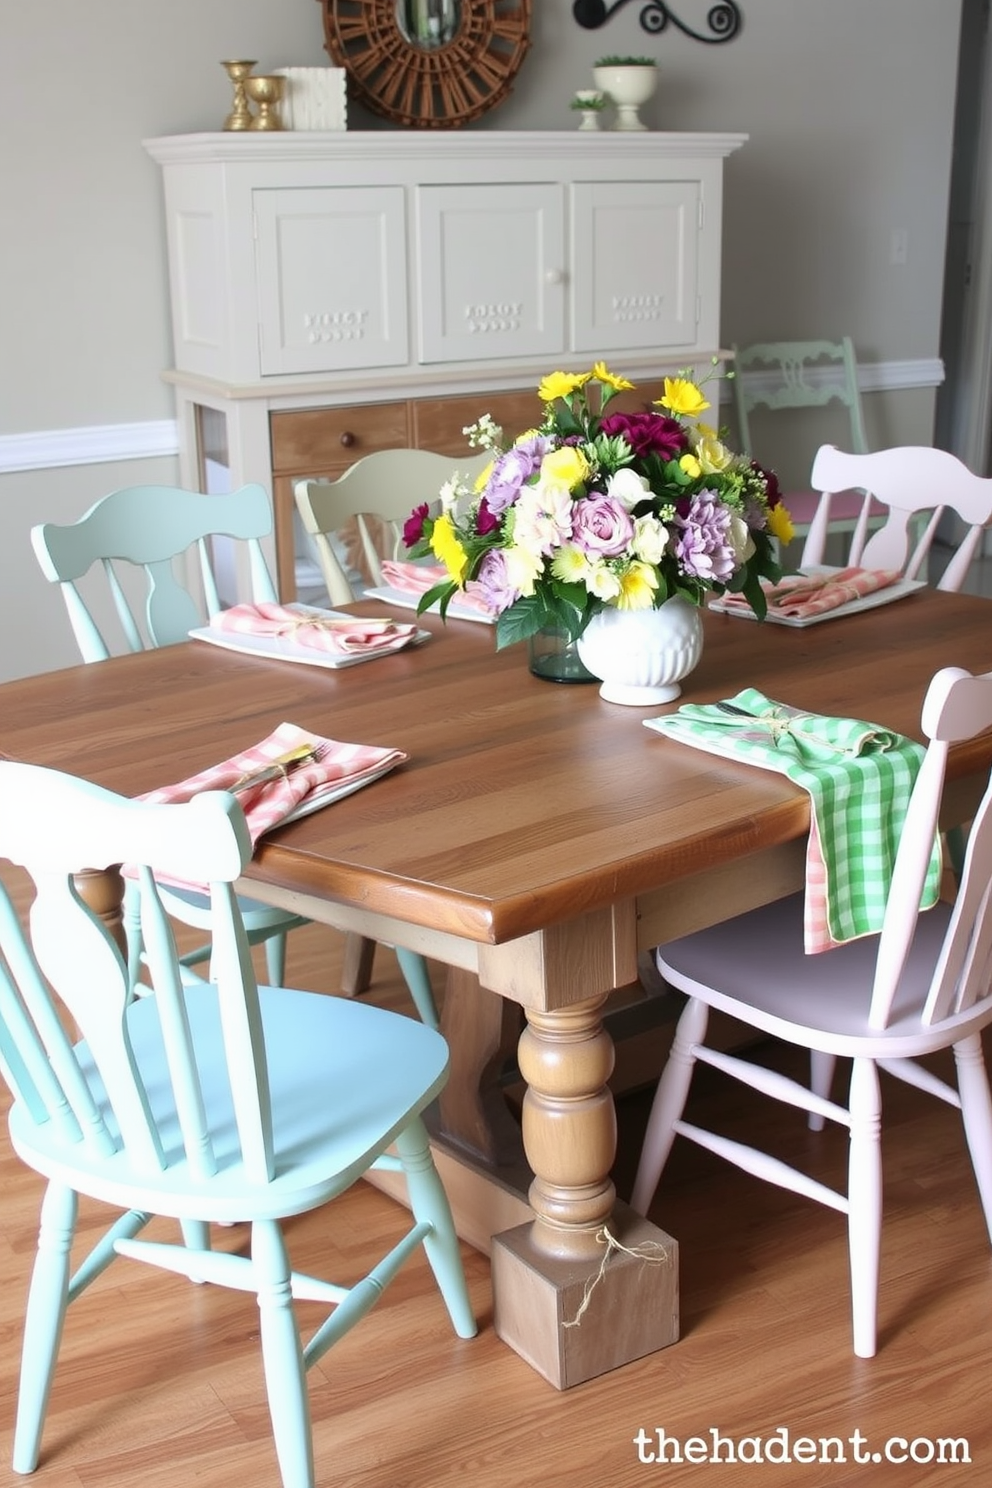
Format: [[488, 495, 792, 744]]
[[363, 584, 497, 625], [190, 603, 429, 668], [707, 567, 926, 628], [280, 759, 403, 825]]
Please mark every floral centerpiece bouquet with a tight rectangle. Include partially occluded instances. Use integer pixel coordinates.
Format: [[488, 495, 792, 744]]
[[402, 362, 793, 650]]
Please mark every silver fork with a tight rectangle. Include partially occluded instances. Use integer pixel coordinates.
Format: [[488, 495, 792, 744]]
[[231, 741, 328, 794]]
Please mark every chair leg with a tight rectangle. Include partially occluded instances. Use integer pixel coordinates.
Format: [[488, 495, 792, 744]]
[[395, 947, 439, 1029], [953, 1032, 992, 1243], [252, 1219, 314, 1488], [13, 1182, 78, 1474], [846, 1058, 882, 1359], [263, 930, 288, 987], [630, 995, 709, 1216], [394, 1119, 477, 1339], [808, 1051, 837, 1132]]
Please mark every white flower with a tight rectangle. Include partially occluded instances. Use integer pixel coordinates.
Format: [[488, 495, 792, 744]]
[[631, 513, 668, 565], [727, 511, 755, 563], [605, 467, 651, 511], [586, 559, 622, 601], [503, 543, 544, 597], [513, 484, 575, 557]]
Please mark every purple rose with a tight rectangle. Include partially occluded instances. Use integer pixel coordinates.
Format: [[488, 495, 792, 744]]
[[599, 411, 689, 462], [466, 549, 520, 613], [571, 495, 635, 557], [675, 489, 737, 583], [484, 434, 554, 515]]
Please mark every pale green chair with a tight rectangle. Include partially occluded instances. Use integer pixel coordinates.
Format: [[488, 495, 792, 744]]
[[0, 759, 476, 1486], [29, 484, 438, 1027], [731, 338, 879, 554]]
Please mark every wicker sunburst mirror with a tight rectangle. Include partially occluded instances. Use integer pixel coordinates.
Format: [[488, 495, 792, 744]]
[[319, 1, 532, 128]]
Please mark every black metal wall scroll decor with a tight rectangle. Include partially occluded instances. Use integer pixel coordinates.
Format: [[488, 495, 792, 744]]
[[572, 1, 743, 43]]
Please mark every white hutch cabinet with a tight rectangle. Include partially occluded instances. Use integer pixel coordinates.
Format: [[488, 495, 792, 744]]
[[144, 130, 745, 596]]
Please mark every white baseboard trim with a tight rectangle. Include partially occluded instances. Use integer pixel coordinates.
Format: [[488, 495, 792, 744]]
[[0, 419, 178, 475], [0, 359, 945, 476]]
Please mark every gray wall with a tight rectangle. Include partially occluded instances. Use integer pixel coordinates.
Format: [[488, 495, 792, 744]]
[[0, 0, 963, 680]]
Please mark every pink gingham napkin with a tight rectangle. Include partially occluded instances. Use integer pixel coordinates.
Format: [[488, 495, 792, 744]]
[[379, 560, 497, 616], [137, 721, 407, 847], [721, 566, 903, 620], [214, 602, 418, 656]]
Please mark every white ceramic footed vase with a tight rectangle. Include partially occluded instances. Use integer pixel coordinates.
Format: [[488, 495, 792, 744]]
[[576, 597, 704, 705]]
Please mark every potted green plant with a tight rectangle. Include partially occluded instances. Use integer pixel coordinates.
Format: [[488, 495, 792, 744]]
[[569, 89, 607, 130], [592, 55, 658, 131]]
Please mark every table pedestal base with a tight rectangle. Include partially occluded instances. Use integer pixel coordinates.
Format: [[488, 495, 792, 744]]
[[491, 1200, 678, 1389]]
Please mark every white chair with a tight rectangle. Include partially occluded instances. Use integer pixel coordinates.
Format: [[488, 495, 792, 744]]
[[294, 448, 491, 604], [0, 760, 476, 1485], [802, 443, 992, 588], [631, 664, 992, 1358]]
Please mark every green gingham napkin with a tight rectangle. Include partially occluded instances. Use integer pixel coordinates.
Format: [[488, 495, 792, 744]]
[[644, 688, 942, 952]]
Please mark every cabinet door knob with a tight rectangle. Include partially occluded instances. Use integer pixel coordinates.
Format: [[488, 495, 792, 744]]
[[544, 268, 564, 286], [339, 430, 355, 448]]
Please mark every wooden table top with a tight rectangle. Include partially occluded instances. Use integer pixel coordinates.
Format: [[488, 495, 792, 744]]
[[2, 589, 991, 946]]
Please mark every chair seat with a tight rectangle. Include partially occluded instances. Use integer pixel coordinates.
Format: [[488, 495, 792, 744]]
[[9, 985, 450, 1222], [784, 489, 886, 528], [657, 893, 983, 1058]]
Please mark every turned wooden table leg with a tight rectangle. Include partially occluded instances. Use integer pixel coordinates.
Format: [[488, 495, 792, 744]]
[[491, 993, 678, 1389], [74, 865, 127, 957]]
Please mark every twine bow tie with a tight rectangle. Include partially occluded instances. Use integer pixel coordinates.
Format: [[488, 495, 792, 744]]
[[273, 614, 395, 637], [683, 694, 899, 761]]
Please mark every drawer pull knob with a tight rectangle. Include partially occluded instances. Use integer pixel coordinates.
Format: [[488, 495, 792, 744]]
[[340, 431, 356, 448]]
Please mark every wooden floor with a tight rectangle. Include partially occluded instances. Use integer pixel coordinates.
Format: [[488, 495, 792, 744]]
[[1, 888, 991, 1488]]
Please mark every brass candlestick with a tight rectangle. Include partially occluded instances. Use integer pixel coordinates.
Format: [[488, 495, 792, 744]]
[[221, 59, 256, 131], [245, 74, 285, 131]]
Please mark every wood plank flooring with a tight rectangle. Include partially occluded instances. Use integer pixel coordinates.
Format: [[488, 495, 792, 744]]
[[0, 880, 990, 1487]]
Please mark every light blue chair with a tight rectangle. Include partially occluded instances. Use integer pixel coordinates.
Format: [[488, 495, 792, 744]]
[[0, 760, 476, 1486], [29, 484, 438, 1027]]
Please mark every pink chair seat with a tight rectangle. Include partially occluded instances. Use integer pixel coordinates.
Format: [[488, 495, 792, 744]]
[[785, 488, 886, 528]]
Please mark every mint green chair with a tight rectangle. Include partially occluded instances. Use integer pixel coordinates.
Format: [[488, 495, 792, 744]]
[[0, 760, 476, 1485], [29, 485, 438, 1028], [731, 338, 880, 553]]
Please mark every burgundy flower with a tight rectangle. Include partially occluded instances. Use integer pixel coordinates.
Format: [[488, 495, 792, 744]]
[[752, 460, 783, 508], [476, 497, 500, 536], [403, 503, 430, 546], [600, 411, 689, 462]]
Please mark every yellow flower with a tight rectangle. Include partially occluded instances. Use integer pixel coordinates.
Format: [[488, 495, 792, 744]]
[[679, 453, 702, 479], [767, 502, 795, 546], [695, 432, 734, 475], [538, 370, 590, 403], [550, 544, 591, 584], [430, 513, 469, 584], [658, 377, 710, 419], [615, 561, 660, 611], [590, 361, 634, 393], [540, 445, 590, 490]]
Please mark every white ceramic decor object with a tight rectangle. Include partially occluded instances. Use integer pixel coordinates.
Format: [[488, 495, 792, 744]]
[[273, 67, 347, 130]]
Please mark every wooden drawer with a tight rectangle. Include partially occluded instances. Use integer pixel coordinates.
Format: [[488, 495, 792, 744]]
[[412, 389, 545, 454], [270, 402, 410, 474]]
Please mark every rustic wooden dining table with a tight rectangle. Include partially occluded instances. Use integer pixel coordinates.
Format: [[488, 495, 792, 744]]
[[2, 586, 991, 1389]]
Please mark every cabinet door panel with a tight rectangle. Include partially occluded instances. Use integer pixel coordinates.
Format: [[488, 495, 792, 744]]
[[571, 182, 700, 355], [418, 184, 566, 364], [254, 187, 409, 376]]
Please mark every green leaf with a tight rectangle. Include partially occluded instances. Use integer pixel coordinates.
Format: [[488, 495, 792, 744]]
[[416, 581, 457, 617]]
